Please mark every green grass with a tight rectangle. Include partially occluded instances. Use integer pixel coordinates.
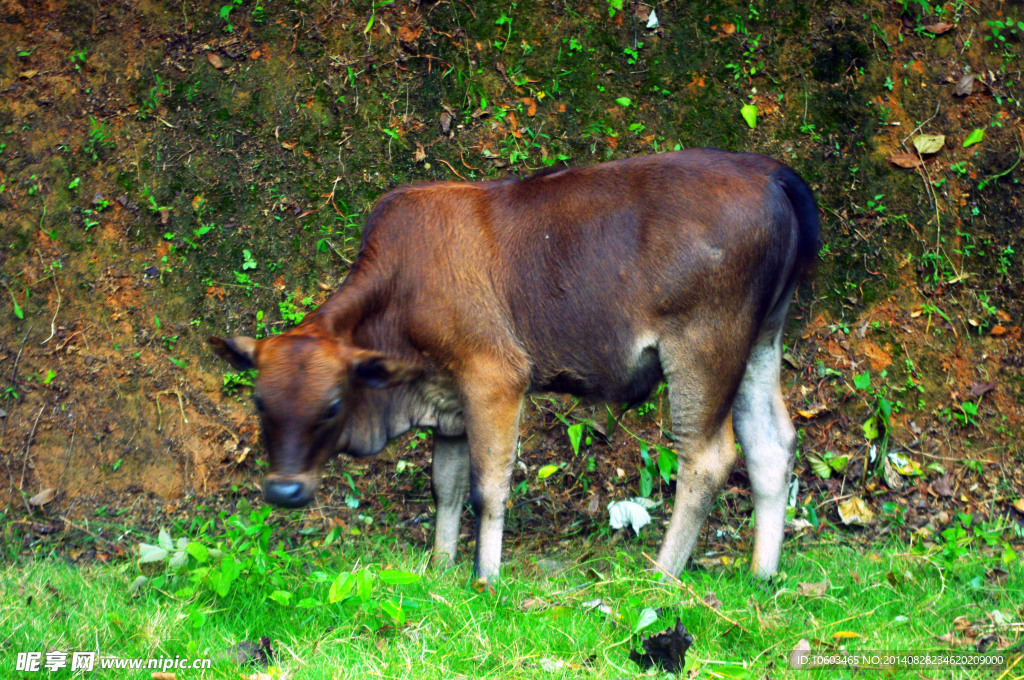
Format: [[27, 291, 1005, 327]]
[[2, 515, 1021, 679]]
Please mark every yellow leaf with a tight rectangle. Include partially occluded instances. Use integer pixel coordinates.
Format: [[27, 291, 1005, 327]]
[[838, 497, 874, 526], [832, 631, 862, 639]]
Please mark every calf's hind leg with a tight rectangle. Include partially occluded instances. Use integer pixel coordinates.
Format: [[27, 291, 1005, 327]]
[[732, 325, 796, 578], [431, 435, 471, 566], [654, 340, 741, 577]]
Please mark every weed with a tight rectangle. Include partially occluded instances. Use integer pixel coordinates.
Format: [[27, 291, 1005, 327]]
[[222, 368, 256, 396], [219, 0, 244, 33], [84, 117, 110, 161], [279, 293, 305, 326], [139, 74, 169, 119]]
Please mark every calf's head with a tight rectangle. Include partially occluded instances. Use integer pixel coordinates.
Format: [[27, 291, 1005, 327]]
[[208, 334, 418, 508]]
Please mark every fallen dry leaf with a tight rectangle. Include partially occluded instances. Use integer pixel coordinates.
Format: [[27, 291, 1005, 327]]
[[397, 25, 422, 45], [206, 52, 226, 69], [888, 152, 924, 169], [520, 597, 545, 611], [797, 579, 830, 598], [797, 404, 828, 419], [838, 497, 874, 526], [913, 134, 945, 155], [151, 673, 176, 680], [953, 73, 976, 96], [931, 475, 953, 498], [19, 69, 39, 79], [990, 324, 1007, 336], [923, 22, 955, 34], [413, 142, 426, 163], [521, 97, 537, 117], [29, 488, 55, 506], [281, 141, 296, 150], [789, 639, 811, 669], [702, 591, 723, 610], [1013, 498, 1024, 514]]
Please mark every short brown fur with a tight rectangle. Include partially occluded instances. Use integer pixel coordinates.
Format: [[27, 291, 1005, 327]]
[[209, 149, 819, 581]]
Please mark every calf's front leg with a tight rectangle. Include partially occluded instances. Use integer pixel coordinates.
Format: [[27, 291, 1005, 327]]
[[458, 358, 526, 582], [431, 434, 471, 566]]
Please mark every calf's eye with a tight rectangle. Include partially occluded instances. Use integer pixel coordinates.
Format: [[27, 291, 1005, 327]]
[[324, 399, 342, 420], [253, 395, 266, 413]]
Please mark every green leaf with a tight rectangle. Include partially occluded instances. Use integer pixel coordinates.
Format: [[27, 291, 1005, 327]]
[[329, 571, 355, 603], [656, 446, 676, 484], [615, 97, 631, 107], [186, 542, 209, 563], [827, 455, 849, 473], [807, 454, 832, 479], [537, 464, 559, 480], [11, 295, 23, 320], [381, 599, 405, 625], [154, 315, 161, 329], [566, 422, 584, 456], [356, 569, 373, 602], [137, 543, 169, 563], [740, 104, 757, 129], [862, 416, 879, 441], [42, 370, 56, 386], [963, 128, 985, 148], [268, 590, 292, 606], [853, 371, 871, 391], [378, 570, 420, 585], [638, 467, 653, 497], [633, 607, 658, 633]]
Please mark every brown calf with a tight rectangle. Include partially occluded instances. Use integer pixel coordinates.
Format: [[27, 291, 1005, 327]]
[[209, 148, 819, 581]]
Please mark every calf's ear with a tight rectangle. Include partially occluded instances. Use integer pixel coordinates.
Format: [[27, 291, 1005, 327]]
[[207, 336, 258, 371], [351, 351, 421, 388]]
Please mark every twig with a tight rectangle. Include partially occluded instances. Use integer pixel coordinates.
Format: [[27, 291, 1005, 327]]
[[642, 552, 751, 634], [58, 515, 107, 544], [157, 389, 188, 425], [19, 404, 46, 492], [434, 158, 466, 180], [37, 252, 61, 345], [323, 240, 352, 265]]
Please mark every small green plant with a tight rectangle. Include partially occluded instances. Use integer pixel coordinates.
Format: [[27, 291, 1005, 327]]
[[852, 371, 894, 463], [139, 74, 169, 119], [219, 0, 244, 33], [141, 186, 170, 213], [638, 442, 677, 497], [84, 117, 110, 161], [242, 249, 257, 270], [606, 0, 623, 18], [69, 47, 87, 72], [233, 271, 256, 295], [279, 293, 305, 326], [222, 368, 256, 395]]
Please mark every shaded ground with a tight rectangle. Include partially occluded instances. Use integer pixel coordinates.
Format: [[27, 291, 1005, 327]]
[[1, 0, 1023, 563]]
